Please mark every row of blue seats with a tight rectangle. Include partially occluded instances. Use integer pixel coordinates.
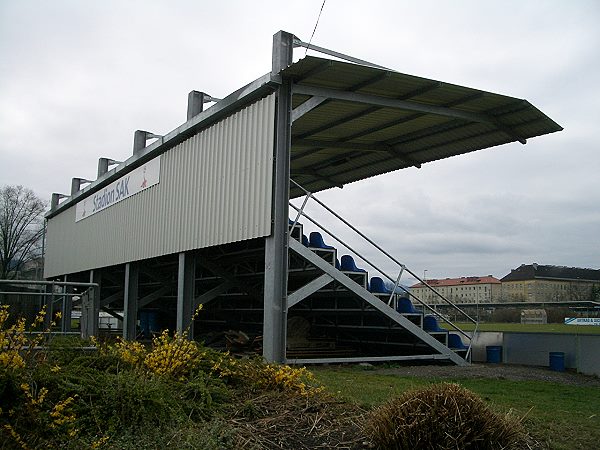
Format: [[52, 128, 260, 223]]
[[398, 297, 467, 349], [291, 224, 467, 350], [301, 230, 414, 301]]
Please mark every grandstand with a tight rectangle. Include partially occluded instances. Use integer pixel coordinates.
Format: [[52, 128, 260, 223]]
[[43, 31, 562, 365]]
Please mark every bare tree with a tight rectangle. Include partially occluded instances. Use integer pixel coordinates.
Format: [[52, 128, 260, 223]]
[[0, 185, 46, 279]]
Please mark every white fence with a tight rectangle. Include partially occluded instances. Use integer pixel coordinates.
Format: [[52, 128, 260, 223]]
[[471, 331, 600, 377]]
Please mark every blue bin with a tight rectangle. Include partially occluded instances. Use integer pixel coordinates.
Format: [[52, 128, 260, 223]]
[[139, 310, 159, 338], [486, 345, 502, 363], [549, 352, 565, 372]]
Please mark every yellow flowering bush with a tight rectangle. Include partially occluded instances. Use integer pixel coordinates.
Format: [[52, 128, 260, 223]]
[[112, 337, 146, 366], [107, 330, 205, 379], [208, 352, 322, 397], [1, 302, 328, 448], [0, 306, 83, 448], [255, 363, 322, 396], [1, 381, 79, 448], [0, 306, 29, 369], [144, 330, 205, 379], [0, 305, 58, 371]]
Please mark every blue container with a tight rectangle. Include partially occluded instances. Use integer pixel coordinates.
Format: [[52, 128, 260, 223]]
[[486, 345, 502, 363], [549, 352, 565, 372], [139, 310, 159, 338]]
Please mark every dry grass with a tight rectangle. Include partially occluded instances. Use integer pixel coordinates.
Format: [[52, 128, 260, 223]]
[[227, 390, 369, 449], [364, 382, 531, 450]]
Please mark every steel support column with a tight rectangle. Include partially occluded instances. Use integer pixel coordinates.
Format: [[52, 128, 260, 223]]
[[88, 269, 101, 337], [187, 91, 205, 120], [123, 263, 139, 339], [263, 30, 294, 363], [61, 274, 72, 332], [176, 252, 196, 336], [43, 283, 52, 329]]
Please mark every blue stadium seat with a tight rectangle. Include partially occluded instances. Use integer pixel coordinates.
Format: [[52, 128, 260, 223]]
[[369, 277, 391, 294], [302, 234, 309, 247], [448, 333, 468, 350], [397, 296, 418, 314], [340, 255, 366, 272], [309, 231, 335, 250], [423, 315, 445, 332]]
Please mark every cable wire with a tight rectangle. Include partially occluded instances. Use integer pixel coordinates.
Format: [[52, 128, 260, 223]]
[[305, 0, 327, 57]]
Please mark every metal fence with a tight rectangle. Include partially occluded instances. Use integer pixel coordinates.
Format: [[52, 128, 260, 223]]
[[0, 279, 99, 336]]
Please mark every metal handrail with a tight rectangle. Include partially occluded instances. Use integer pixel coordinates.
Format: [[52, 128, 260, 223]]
[[289, 203, 471, 341], [288, 184, 474, 341], [0, 280, 99, 288], [291, 179, 476, 324]]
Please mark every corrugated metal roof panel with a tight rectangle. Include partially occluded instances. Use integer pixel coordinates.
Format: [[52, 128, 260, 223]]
[[286, 56, 562, 197]]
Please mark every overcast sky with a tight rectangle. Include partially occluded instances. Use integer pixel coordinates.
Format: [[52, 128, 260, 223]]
[[1, 0, 598, 284]]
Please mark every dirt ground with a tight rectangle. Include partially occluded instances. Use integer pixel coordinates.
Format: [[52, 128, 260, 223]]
[[368, 363, 600, 387]]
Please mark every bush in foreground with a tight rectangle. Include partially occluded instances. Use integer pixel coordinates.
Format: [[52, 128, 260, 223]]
[[364, 382, 527, 450], [0, 306, 327, 449]]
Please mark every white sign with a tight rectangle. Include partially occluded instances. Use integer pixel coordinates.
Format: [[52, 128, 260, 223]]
[[564, 317, 600, 326], [75, 157, 160, 222]]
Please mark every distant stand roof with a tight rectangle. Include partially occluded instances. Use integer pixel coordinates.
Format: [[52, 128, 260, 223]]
[[286, 56, 562, 197], [501, 264, 600, 282]]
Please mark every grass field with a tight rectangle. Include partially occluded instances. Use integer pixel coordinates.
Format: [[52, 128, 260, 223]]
[[454, 322, 600, 334], [314, 366, 600, 450]]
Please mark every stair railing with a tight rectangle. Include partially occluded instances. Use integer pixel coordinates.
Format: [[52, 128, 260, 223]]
[[289, 179, 477, 344]]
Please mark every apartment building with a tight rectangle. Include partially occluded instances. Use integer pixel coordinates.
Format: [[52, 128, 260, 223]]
[[501, 264, 600, 302], [410, 276, 502, 304]]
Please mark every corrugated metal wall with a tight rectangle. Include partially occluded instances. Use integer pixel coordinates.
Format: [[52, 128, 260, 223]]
[[45, 94, 275, 278]]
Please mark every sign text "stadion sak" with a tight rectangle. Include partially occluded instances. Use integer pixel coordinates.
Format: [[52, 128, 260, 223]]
[[75, 157, 160, 222]]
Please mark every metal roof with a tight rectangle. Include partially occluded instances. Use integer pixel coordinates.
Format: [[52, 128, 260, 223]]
[[47, 52, 562, 217], [286, 56, 562, 197]]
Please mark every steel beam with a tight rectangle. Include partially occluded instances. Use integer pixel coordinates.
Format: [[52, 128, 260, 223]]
[[287, 274, 333, 308], [263, 30, 294, 363], [187, 91, 205, 120], [88, 270, 100, 337], [291, 96, 326, 122], [194, 280, 235, 307], [100, 307, 123, 322], [288, 354, 452, 365], [290, 170, 343, 188], [61, 275, 72, 333], [80, 289, 94, 338], [100, 290, 124, 308], [79, 273, 99, 338], [133, 130, 149, 154], [288, 239, 467, 366], [293, 138, 389, 153], [123, 262, 139, 339], [176, 252, 196, 336], [139, 285, 172, 309], [292, 38, 391, 71], [196, 259, 262, 299], [293, 84, 517, 130]]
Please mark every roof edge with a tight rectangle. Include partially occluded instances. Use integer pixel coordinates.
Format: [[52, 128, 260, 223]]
[[46, 72, 281, 219]]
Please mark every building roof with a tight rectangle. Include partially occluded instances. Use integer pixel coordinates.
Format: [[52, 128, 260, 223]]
[[501, 264, 600, 282], [286, 56, 562, 197], [411, 275, 501, 289]]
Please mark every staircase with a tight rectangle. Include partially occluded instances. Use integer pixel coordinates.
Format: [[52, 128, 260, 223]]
[[193, 181, 476, 366], [284, 180, 475, 366]]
